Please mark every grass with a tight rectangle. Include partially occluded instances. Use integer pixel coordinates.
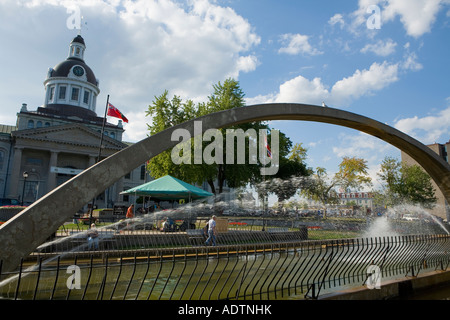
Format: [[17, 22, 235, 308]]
[[307, 229, 361, 240], [58, 217, 365, 241]]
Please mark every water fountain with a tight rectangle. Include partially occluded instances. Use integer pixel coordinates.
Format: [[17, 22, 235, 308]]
[[1, 183, 449, 300]]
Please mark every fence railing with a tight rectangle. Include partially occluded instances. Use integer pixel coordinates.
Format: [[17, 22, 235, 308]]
[[1, 234, 449, 300]]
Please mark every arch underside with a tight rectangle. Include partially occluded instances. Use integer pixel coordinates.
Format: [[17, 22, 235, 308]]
[[1, 103, 449, 272]]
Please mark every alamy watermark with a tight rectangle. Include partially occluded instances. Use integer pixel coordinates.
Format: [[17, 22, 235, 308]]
[[170, 121, 279, 175], [366, 265, 381, 289], [66, 265, 81, 290], [66, 5, 82, 30], [366, 5, 381, 30]]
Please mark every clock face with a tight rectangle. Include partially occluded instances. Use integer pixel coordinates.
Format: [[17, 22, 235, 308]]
[[73, 66, 84, 77]]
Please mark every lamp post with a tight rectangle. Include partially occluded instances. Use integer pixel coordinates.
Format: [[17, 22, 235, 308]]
[[21, 171, 28, 206]]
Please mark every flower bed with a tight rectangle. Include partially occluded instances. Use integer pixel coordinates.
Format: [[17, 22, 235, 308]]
[[228, 221, 248, 226]]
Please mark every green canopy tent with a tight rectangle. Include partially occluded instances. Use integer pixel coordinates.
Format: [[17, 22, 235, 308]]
[[120, 175, 213, 203], [121, 175, 213, 227]]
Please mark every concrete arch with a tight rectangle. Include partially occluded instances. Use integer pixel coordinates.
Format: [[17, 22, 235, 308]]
[[1, 103, 450, 272]]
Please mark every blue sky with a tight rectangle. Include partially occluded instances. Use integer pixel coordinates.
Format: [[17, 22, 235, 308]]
[[0, 0, 449, 190]]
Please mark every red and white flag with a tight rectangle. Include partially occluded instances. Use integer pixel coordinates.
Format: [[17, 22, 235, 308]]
[[107, 103, 129, 123]]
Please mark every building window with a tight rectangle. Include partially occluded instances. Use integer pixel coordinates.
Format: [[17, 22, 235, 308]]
[[123, 192, 129, 202], [45, 122, 50, 127], [36, 121, 42, 128], [83, 90, 90, 105], [140, 165, 146, 180], [59, 86, 66, 100], [71, 87, 80, 101], [48, 86, 55, 102], [27, 120, 34, 129]]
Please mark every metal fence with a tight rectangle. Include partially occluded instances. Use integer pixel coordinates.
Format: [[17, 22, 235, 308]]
[[1, 234, 449, 300]]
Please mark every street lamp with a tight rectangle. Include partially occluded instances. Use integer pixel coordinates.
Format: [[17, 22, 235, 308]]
[[21, 171, 28, 206]]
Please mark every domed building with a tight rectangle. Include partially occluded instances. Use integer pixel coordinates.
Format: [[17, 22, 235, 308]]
[[42, 34, 100, 120], [0, 35, 149, 211]]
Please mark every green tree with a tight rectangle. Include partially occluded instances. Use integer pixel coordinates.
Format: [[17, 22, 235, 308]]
[[377, 156, 436, 208], [145, 91, 203, 184], [199, 78, 270, 194], [146, 78, 282, 195], [301, 156, 372, 218], [300, 167, 340, 212], [335, 156, 372, 190], [259, 141, 312, 205]]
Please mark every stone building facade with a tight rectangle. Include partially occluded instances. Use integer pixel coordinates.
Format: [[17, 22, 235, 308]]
[[0, 35, 148, 210]]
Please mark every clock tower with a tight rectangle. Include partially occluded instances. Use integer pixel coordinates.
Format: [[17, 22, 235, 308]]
[[42, 35, 100, 120]]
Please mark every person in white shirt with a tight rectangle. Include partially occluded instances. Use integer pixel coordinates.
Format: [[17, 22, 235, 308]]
[[87, 223, 99, 250], [205, 215, 217, 246]]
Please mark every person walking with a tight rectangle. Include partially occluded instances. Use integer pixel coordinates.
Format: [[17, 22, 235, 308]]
[[205, 215, 217, 246], [126, 204, 134, 219], [125, 204, 134, 230], [87, 223, 99, 250]]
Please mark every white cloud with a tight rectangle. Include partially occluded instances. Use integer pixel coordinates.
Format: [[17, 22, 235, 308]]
[[106, 0, 261, 100], [118, 111, 150, 142], [352, 0, 447, 38], [330, 61, 399, 104], [230, 55, 259, 76], [278, 33, 323, 56], [247, 61, 400, 107], [361, 38, 397, 56], [394, 105, 450, 144], [0, 0, 262, 142], [332, 132, 392, 159], [382, 0, 443, 38], [401, 52, 423, 71], [328, 13, 345, 28], [276, 76, 329, 104]]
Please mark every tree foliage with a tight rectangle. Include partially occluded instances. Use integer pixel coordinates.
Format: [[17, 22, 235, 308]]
[[377, 156, 436, 208], [300, 157, 372, 215], [146, 78, 298, 195], [255, 142, 312, 204]]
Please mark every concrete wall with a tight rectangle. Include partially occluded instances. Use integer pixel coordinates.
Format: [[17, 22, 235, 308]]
[[320, 269, 450, 300]]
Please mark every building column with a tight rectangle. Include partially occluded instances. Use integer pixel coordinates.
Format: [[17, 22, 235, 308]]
[[88, 155, 96, 167], [7, 147, 23, 199], [47, 151, 59, 192], [114, 177, 124, 203]]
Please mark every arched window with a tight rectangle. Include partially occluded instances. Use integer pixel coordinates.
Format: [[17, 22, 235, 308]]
[[27, 120, 34, 129]]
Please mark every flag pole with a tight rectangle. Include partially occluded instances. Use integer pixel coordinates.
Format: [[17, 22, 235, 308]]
[[90, 94, 109, 226], [97, 94, 110, 162]]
